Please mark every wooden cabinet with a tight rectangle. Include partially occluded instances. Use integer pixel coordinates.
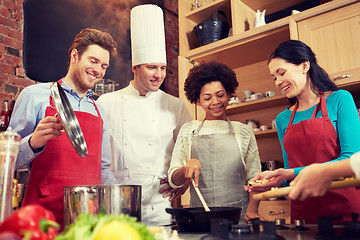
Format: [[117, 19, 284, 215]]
[[258, 200, 291, 224], [178, 0, 360, 220], [295, 1, 360, 92], [178, 0, 360, 163]]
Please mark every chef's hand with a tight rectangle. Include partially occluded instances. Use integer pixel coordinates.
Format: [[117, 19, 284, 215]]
[[29, 116, 63, 150], [243, 211, 266, 223], [288, 163, 332, 201], [160, 177, 190, 202], [244, 168, 294, 193], [184, 158, 201, 187]]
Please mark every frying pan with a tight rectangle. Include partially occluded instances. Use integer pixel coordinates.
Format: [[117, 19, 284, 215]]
[[50, 82, 87, 157], [166, 207, 241, 232]]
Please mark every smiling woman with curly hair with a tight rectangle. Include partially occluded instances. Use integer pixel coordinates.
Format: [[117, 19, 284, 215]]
[[168, 61, 264, 223], [184, 61, 239, 104]]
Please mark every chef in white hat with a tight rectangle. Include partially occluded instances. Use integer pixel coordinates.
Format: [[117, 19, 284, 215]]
[[97, 4, 192, 225]]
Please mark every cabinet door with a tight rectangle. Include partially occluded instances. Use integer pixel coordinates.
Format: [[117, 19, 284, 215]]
[[258, 200, 291, 224], [297, 2, 360, 85], [178, 56, 196, 119]]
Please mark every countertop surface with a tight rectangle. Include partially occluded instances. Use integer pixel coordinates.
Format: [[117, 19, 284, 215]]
[[178, 232, 207, 240]]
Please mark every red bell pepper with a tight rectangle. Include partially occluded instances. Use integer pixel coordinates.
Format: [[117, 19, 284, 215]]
[[0, 204, 59, 240]]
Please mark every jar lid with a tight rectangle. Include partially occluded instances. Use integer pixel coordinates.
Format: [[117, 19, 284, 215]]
[[0, 127, 21, 142]]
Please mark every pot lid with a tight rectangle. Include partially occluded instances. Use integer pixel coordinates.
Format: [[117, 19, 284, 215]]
[[50, 82, 87, 157]]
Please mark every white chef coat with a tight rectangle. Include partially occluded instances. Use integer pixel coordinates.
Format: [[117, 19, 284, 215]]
[[97, 82, 192, 225]]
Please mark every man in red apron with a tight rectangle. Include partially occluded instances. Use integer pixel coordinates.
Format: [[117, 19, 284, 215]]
[[283, 94, 360, 224], [9, 29, 119, 228]]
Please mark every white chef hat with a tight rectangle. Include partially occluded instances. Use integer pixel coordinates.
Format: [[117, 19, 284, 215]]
[[131, 4, 167, 67]]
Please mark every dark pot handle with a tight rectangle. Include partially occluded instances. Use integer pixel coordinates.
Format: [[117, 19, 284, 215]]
[[212, 10, 228, 23]]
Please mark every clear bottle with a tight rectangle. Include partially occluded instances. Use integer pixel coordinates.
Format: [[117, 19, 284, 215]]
[[0, 128, 21, 221], [12, 179, 19, 210], [0, 100, 10, 132], [9, 100, 15, 122]]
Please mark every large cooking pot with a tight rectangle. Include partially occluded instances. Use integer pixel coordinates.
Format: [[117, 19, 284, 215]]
[[64, 185, 141, 226], [166, 207, 241, 232]]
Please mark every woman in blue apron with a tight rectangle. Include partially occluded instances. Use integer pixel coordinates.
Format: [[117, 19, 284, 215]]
[[247, 40, 360, 224], [168, 61, 264, 222]]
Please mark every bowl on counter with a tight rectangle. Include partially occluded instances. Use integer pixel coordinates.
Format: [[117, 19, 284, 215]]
[[166, 207, 241, 232]]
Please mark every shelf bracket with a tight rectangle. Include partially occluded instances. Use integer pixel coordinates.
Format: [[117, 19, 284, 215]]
[[189, 59, 197, 66]]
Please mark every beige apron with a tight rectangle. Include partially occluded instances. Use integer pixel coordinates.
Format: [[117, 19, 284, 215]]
[[190, 119, 248, 220]]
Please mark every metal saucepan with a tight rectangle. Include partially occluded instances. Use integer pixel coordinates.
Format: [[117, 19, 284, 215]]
[[50, 82, 87, 157], [63, 185, 141, 226], [166, 207, 241, 232]]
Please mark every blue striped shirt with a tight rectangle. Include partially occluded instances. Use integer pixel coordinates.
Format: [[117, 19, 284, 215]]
[[9, 80, 118, 184]]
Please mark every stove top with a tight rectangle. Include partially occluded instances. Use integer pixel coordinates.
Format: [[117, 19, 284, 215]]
[[190, 215, 360, 240]]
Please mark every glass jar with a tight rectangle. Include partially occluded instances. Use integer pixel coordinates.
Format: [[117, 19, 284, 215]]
[[0, 128, 21, 221]]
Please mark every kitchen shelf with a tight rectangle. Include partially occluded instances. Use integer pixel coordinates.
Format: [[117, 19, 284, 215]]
[[185, 18, 291, 69], [241, 0, 307, 15], [254, 129, 278, 139], [185, 0, 231, 22], [226, 95, 289, 115]]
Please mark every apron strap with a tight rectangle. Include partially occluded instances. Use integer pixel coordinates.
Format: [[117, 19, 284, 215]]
[[287, 102, 298, 128], [287, 92, 328, 128], [194, 118, 233, 136], [49, 78, 101, 117], [90, 97, 101, 118], [191, 118, 242, 169], [311, 92, 328, 118]]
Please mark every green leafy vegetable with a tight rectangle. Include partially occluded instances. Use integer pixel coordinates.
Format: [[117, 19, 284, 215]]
[[55, 213, 155, 240]]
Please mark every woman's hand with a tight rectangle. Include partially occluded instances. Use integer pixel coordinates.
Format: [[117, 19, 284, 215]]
[[244, 168, 294, 192], [160, 177, 190, 201], [243, 211, 266, 223], [288, 163, 332, 201], [184, 158, 201, 187], [244, 192, 266, 223]]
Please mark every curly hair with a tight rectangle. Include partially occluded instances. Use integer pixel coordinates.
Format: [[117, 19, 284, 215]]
[[184, 61, 239, 104]]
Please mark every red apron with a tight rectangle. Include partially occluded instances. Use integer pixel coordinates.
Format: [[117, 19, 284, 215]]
[[283, 93, 360, 224], [22, 79, 102, 228]]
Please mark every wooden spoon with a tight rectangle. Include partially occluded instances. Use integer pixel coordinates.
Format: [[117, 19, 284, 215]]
[[182, 161, 210, 212]]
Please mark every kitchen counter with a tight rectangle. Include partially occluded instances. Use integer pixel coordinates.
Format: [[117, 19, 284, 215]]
[[178, 232, 207, 240], [177, 224, 360, 240]]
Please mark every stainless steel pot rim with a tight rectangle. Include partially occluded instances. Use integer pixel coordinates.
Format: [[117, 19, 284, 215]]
[[64, 184, 142, 188], [50, 82, 87, 157], [63, 184, 142, 192]]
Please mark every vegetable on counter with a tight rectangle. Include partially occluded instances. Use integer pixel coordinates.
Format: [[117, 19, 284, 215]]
[[93, 221, 140, 240], [0, 204, 60, 240], [55, 213, 155, 240], [0, 231, 22, 240]]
